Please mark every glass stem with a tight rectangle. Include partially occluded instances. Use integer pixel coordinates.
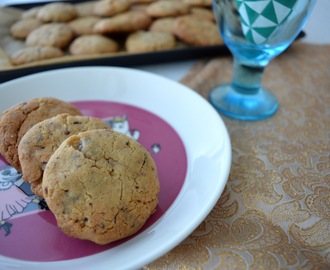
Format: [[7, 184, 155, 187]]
[[231, 58, 265, 94]]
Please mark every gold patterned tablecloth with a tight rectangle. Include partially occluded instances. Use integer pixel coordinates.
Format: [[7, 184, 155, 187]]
[[147, 43, 330, 269]]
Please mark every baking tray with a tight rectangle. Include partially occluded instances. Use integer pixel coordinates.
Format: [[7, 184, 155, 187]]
[[0, 1, 305, 83]]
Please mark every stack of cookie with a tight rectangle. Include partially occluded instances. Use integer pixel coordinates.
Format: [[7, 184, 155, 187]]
[[8, 0, 222, 65], [0, 97, 160, 244]]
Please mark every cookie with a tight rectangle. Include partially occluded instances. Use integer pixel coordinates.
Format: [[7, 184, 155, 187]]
[[93, 0, 131, 17], [149, 17, 175, 33], [68, 16, 101, 36], [69, 34, 119, 55], [10, 18, 42, 39], [0, 98, 82, 172], [26, 23, 74, 49], [146, 1, 190, 18], [128, 0, 155, 4], [126, 30, 176, 53], [18, 114, 111, 197], [94, 10, 152, 34], [43, 129, 160, 245], [10, 46, 64, 65], [172, 15, 222, 46], [190, 7, 215, 21], [75, 1, 96, 17], [21, 7, 41, 19], [37, 2, 78, 23], [183, 0, 212, 7]]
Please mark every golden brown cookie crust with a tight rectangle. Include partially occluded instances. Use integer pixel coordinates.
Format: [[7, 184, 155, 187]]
[[183, 0, 212, 7], [26, 23, 74, 49], [36, 2, 78, 23], [126, 30, 176, 53], [146, 1, 190, 18], [93, 11, 152, 34], [10, 18, 42, 40], [10, 46, 64, 65], [173, 15, 222, 46], [68, 16, 101, 36], [69, 34, 119, 55], [43, 129, 160, 245], [18, 113, 111, 197], [149, 17, 175, 33], [93, 0, 131, 17], [0, 98, 82, 171]]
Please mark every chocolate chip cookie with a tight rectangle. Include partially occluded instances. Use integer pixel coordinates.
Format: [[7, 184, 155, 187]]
[[43, 129, 160, 245], [18, 113, 111, 197], [0, 98, 82, 172]]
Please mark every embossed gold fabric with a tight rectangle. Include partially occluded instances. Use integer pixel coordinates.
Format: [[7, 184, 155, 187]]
[[146, 43, 330, 269]]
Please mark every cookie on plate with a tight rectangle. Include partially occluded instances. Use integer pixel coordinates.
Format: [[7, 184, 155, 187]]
[[172, 15, 222, 46], [126, 30, 176, 53], [43, 129, 160, 245], [146, 1, 190, 18], [18, 113, 111, 197], [10, 46, 64, 65], [0, 98, 82, 172], [10, 18, 42, 39], [68, 16, 101, 36], [149, 17, 175, 33], [94, 10, 152, 34], [26, 23, 74, 49], [37, 2, 78, 23], [69, 34, 119, 55], [93, 0, 131, 17]]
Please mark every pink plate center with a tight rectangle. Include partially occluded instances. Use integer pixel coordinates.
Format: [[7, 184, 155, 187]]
[[0, 101, 187, 262]]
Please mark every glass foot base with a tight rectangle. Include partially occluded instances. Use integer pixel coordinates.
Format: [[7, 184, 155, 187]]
[[209, 83, 278, 121]]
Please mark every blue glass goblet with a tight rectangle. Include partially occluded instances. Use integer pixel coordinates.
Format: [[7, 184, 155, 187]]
[[210, 0, 316, 120]]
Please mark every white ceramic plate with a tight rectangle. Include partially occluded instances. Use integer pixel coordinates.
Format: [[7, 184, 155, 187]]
[[0, 67, 231, 270]]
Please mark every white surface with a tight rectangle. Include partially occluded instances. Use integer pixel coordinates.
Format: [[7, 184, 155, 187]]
[[0, 67, 231, 270]]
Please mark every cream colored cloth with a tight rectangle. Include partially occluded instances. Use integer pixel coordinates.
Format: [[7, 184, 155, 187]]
[[147, 43, 330, 269]]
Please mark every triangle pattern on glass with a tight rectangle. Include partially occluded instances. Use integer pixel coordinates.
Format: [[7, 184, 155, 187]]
[[273, 1, 293, 24], [236, 0, 297, 44]]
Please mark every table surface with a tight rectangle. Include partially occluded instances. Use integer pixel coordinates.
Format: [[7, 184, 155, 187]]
[[0, 1, 329, 269]]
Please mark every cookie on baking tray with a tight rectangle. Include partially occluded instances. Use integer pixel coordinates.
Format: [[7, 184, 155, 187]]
[[190, 7, 215, 21], [183, 0, 212, 7], [146, 1, 190, 18], [10, 18, 42, 40], [18, 113, 111, 197], [0, 98, 82, 172], [36, 2, 78, 23], [26, 23, 74, 49], [68, 16, 101, 36], [93, 0, 131, 17], [21, 6, 41, 19], [69, 34, 119, 55], [93, 10, 152, 34], [126, 30, 176, 53], [42, 129, 160, 245], [149, 17, 175, 33], [10, 46, 64, 65], [172, 15, 222, 46]]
